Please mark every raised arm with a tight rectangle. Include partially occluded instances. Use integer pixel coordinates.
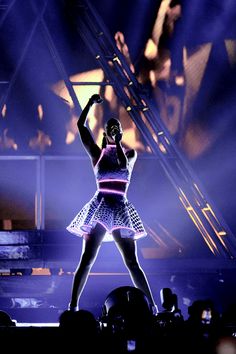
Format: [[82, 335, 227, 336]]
[[113, 129, 137, 169], [114, 131, 128, 169], [77, 94, 102, 165]]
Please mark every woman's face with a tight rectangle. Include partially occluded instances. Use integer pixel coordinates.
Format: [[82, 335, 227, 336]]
[[105, 119, 122, 139]]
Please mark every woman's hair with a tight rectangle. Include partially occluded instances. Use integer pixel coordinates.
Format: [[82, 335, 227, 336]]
[[105, 118, 121, 133]]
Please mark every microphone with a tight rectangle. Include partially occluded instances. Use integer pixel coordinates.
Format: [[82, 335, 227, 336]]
[[95, 96, 103, 104], [110, 126, 119, 139], [102, 132, 107, 149]]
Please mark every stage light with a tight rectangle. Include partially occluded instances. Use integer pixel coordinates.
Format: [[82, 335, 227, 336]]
[[158, 142, 167, 154], [100, 286, 153, 336], [1, 104, 7, 117], [156, 288, 183, 328], [37, 104, 43, 120], [102, 286, 151, 316], [187, 299, 219, 327], [175, 75, 185, 86], [160, 287, 175, 312]]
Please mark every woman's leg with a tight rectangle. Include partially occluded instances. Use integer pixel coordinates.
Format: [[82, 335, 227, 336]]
[[112, 230, 157, 310], [69, 223, 106, 310]]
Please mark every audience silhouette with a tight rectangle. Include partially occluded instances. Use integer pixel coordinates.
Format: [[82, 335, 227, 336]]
[[1, 289, 236, 354]]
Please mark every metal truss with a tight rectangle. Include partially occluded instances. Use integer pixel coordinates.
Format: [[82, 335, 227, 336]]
[[69, 0, 236, 258], [0, 0, 49, 114]]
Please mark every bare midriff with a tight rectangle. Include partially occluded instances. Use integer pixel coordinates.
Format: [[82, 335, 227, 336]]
[[98, 179, 128, 195]]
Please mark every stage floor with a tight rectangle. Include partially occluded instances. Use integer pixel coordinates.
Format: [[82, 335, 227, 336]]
[[0, 230, 236, 324], [1, 260, 236, 324]]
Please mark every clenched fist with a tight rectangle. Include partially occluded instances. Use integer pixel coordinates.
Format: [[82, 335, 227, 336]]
[[89, 94, 103, 105]]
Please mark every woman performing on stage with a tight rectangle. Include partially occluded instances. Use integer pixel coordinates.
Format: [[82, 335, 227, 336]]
[[66, 94, 158, 315]]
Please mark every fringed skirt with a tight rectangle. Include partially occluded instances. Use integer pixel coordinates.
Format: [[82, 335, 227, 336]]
[[66, 191, 147, 242]]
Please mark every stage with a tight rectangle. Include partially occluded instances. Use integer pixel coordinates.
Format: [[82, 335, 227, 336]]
[[1, 229, 236, 324], [1, 5, 236, 352]]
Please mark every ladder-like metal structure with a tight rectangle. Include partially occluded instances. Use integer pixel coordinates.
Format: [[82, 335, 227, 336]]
[[0, 0, 48, 114], [0, 0, 85, 230], [70, 0, 236, 259], [0, 0, 50, 230]]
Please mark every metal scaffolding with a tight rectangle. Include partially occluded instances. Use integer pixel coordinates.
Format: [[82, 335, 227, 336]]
[[69, 0, 236, 259]]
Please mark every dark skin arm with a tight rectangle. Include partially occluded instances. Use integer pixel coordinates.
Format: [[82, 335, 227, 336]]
[[77, 94, 102, 166], [78, 95, 136, 168], [114, 132, 128, 168], [126, 148, 137, 167], [114, 132, 137, 168]]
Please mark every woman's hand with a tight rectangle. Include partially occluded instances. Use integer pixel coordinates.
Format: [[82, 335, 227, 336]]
[[89, 94, 103, 105], [110, 125, 122, 143], [114, 131, 122, 143]]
